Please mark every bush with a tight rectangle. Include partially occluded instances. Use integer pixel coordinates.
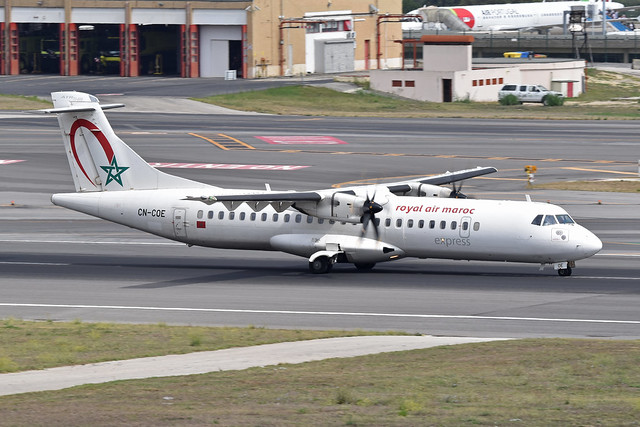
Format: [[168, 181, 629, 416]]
[[499, 94, 520, 105], [543, 94, 564, 106]]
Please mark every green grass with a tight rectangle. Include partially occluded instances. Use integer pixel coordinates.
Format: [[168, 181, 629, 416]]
[[0, 319, 398, 373], [195, 69, 640, 120], [533, 180, 640, 193], [0, 94, 51, 110], [0, 338, 638, 425]]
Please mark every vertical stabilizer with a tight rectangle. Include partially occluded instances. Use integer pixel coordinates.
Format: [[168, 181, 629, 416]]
[[45, 91, 204, 192]]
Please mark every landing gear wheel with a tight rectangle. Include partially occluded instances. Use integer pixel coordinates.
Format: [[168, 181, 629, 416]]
[[354, 262, 376, 272], [309, 256, 333, 274], [558, 267, 572, 277]]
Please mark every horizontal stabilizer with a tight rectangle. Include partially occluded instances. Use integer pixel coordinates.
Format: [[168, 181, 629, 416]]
[[39, 104, 125, 114]]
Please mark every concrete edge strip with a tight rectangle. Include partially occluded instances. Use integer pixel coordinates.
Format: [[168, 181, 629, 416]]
[[0, 335, 508, 397]]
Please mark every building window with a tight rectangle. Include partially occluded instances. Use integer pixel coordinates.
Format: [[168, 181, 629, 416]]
[[479, 80, 484, 86], [392, 80, 402, 87], [472, 80, 478, 87], [492, 78, 497, 85], [405, 80, 415, 87], [499, 77, 504, 84]]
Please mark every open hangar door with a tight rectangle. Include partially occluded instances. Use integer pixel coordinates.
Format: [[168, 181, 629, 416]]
[[138, 24, 180, 75], [18, 23, 60, 74], [77, 24, 121, 75]]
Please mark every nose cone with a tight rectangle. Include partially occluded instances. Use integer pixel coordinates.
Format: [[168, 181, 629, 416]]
[[578, 230, 603, 259]]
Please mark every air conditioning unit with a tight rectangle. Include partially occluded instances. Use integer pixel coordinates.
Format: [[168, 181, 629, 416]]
[[346, 31, 356, 39]]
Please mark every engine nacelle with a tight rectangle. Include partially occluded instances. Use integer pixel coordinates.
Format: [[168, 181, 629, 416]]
[[401, 183, 452, 198], [294, 192, 367, 224]]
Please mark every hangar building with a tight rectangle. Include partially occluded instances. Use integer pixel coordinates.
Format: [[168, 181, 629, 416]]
[[0, 0, 402, 78]]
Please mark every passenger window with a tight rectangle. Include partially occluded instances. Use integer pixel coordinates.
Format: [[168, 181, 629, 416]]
[[272, 214, 278, 222], [385, 218, 391, 227], [407, 219, 414, 228], [440, 221, 446, 229], [197, 210, 203, 219], [218, 211, 224, 220], [543, 215, 557, 226], [250, 213, 256, 221], [261, 213, 267, 221], [396, 218, 403, 227], [418, 220, 424, 229], [473, 222, 480, 231], [531, 214, 543, 226], [374, 218, 380, 227], [229, 212, 235, 220], [295, 214, 302, 223], [462, 221, 469, 231], [240, 212, 246, 221], [556, 214, 574, 224], [284, 214, 290, 223], [208, 211, 214, 219], [429, 220, 435, 229], [451, 221, 457, 230], [307, 216, 313, 224]]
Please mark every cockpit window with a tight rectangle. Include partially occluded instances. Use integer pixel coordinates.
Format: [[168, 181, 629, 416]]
[[542, 215, 558, 226], [556, 214, 574, 224], [531, 214, 543, 226]]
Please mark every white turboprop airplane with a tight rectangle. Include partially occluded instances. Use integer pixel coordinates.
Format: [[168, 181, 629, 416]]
[[43, 91, 602, 276], [407, 0, 624, 32]]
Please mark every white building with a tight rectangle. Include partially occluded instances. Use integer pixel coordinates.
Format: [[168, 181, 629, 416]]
[[371, 35, 585, 102]]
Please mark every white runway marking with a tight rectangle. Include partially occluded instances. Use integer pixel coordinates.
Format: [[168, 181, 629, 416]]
[[0, 261, 69, 266], [1, 303, 638, 325]]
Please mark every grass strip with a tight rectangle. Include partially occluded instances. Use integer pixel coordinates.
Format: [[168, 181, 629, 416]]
[[0, 94, 51, 110], [0, 338, 638, 425], [0, 319, 400, 373], [533, 180, 640, 193], [195, 69, 640, 120]]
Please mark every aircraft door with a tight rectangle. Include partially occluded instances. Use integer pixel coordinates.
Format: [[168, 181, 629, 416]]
[[460, 216, 471, 238], [173, 208, 188, 239]]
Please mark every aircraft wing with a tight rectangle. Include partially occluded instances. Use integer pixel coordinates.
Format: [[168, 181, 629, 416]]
[[184, 192, 322, 205], [385, 166, 497, 194]]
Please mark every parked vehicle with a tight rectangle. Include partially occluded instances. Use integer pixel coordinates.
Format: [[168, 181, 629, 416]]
[[498, 84, 563, 105]]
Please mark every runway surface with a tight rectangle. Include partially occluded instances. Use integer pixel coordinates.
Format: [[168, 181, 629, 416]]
[[1, 106, 639, 339]]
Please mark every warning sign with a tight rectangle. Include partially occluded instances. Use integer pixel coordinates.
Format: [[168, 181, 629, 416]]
[[256, 136, 347, 145]]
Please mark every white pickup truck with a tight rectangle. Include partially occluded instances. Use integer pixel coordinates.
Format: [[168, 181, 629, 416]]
[[498, 84, 564, 105]]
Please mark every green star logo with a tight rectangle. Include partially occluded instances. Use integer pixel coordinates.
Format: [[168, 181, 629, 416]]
[[100, 156, 129, 186]]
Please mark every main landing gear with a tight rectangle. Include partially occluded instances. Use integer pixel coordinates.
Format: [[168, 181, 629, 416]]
[[309, 256, 334, 274], [308, 256, 377, 274]]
